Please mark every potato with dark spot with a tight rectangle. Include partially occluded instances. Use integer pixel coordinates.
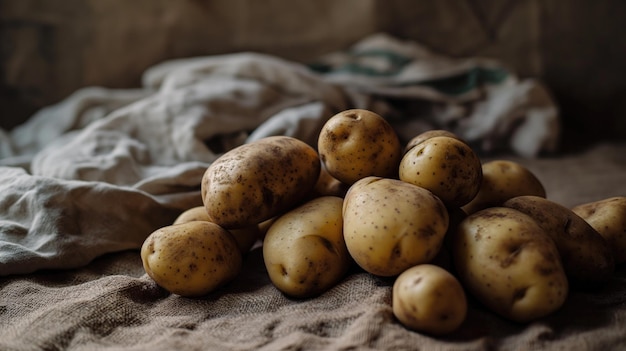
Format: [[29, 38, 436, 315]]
[[141, 221, 242, 297], [263, 196, 351, 298], [462, 160, 546, 215], [404, 129, 461, 154], [504, 195, 615, 288], [399, 136, 482, 208], [343, 176, 449, 277], [173, 206, 260, 255], [450, 207, 568, 323], [572, 196, 626, 264], [393, 264, 467, 335], [201, 136, 320, 229], [317, 109, 402, 185]]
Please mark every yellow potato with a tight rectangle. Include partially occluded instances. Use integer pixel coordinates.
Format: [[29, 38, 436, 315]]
[[343, 176, 448, 277], [462, 160, 546, 215], [572, 196, 626, 264], [173, 206, 260, 254], [263, 196, 351, 298], [201, 136, 320, 229], [404, 129, 461, 154], [504, 195, 615, 288], [399, 136, 482, 208], [317, 109, 402, 185], [141, 221, 242, 297], [393, 264, 467, 335], [451, 207, 568, 323]]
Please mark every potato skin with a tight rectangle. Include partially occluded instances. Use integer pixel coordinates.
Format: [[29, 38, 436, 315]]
[[343, 176, 449, 277], [572, 196, 626, 264], [462, 160, 546, 215], [393, 264, 467, 335], [317, 109, 402, 185], [503, 195, 615, 288], [399, 136, 482, 208], [141, 221, 242, 297], [201, 136, 320, 229], [263, 196, 351, 298], [451, 207, 568, 323]]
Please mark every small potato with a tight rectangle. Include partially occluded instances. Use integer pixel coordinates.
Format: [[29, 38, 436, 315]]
[[399, 136, 482, 208], [263, 196, 351, 298], [462, 160, 546, 215], [451, 207, 568, 323], [343, 176, 448, 277], [141, 221, 242, 297], [317, 109, 402, 185], [201, 136, 320, 229], [572, 196, 626, 264], [173, 206, 260, 254], [504, 195, 615, 288], [404, 129, 460, 154], [393, 264, 467, 335]]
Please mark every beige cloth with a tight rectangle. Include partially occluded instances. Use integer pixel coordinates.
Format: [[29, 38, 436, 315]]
[[1, 142, 625, 350]]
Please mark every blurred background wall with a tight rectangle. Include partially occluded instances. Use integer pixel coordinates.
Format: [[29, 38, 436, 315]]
[[1, 0, 625, 148]]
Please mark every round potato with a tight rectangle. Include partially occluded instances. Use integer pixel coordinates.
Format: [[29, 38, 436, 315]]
[[399, 136, 482, 208], [462, 160, 546, 215], [201, 136, 320, 229], [404, 129, 460, 154], [343, 176, 449, 277], [451, 207, 568, 323], [317, 109, 402, 185], [393, 264, 467, 335], [503, 195, 615, 288], [572, 196, 626, 264], [141, 221, 242, 297], [173, 206, 260, 254], [263, 196, 351, 298]]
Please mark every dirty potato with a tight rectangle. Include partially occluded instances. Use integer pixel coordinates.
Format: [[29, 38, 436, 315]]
[[462, 160, 546, 215], [141, 221, 242, 297], [572, 196, 626, 264], [263, 196, 351, 298], [201, 136, 320, 229], [173, 206, 259, 255], [399, 136, 482, 208], [393, 264, 467, 335], [343, 176, 449, 277], [450, 207, 568, 323], [317, 109, 402, 185], [503, 195, 615, 288]]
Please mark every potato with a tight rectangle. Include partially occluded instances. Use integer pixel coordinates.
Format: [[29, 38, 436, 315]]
[[404, 129, 460, 154], [462, 160, 546, 215], [399, 136, 482, 208], [141, 221, 242, 297], [263, 196, 351, 298], [317, 109, 402, 185], [572, 196, 626, 264], [343, 176, 448, 277], [201, 136, 320, 229], [503, 195, 615, 288], [393, 264, 467, 335], [173, 206, 260, 254], [450, 207, 568, 323], [311, 163, 350, 198]]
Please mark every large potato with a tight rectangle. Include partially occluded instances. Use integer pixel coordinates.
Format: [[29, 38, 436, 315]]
[[399, 136, 482, 208], [503, 195, 615, 288], [263, 196, 351, 298], [462, 160, 546, 215], [451, 207, 568, 323], [572, 196, 626, 264], [141, 221, 242, 297], [343, 176, 448, 277], [201, 136, 320, 229], [392, 264, 467, 335], [173, 206, 260, 254], [317, 109, 402, 185]]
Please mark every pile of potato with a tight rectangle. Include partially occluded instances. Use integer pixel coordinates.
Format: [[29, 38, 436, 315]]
[[140, 109, 626, 336]]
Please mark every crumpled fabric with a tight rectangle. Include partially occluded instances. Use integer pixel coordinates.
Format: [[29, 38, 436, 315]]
[[0, 33, 560, 275]]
